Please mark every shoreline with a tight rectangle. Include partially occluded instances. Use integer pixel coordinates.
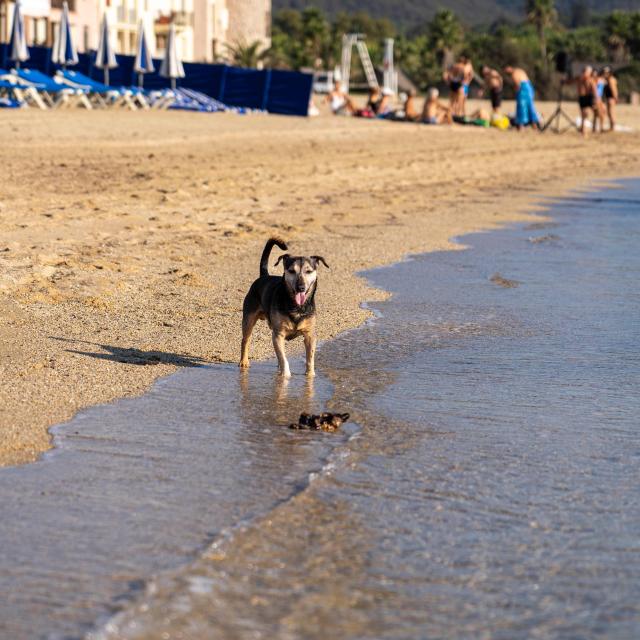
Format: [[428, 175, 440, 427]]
[[91, 177, 640, 640], [1, 106, 640, 466]]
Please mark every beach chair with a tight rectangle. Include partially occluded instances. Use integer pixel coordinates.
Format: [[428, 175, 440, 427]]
[[0, 95, 22, 108], [11, 68, 92, 109], [167, 89, 204, 112], [146, 88, 176, 110], [55, 69, 137, 110], [128, 86, 150, 110], [0, 69, 48, 109], [178, 88, 227, 113]]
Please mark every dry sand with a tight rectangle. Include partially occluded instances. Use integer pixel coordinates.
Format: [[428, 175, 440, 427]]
[[1, 99, 639, 466]]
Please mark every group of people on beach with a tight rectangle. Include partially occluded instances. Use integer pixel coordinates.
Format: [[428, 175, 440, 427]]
[[569, 65, 618, 134], [326, 55, 619, 134]]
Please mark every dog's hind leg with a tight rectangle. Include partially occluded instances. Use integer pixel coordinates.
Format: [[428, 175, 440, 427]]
[[272, 331, 291, 378], [240, 307, 260, 368]]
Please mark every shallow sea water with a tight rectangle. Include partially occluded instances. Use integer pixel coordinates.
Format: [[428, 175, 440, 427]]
[[1, 181, 639, 639]]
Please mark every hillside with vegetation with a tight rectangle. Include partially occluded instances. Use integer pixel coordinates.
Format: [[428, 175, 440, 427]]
[[273, 0, 640, 30], [231, 3, 640, 99]]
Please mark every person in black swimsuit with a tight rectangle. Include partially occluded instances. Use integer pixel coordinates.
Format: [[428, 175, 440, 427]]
[[480, 65, 503, 114], [602, 67, 618, 132], [568, 65, 597, 136], [444, 59, 465, 116]]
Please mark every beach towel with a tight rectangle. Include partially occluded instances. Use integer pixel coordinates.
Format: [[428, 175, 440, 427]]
[[515, 80, 539, 126]]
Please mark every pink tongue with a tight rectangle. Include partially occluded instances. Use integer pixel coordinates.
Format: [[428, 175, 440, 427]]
[[295, 291, 307, 306]]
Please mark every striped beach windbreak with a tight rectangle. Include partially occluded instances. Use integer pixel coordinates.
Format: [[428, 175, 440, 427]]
[[52, 1, 78, 67]]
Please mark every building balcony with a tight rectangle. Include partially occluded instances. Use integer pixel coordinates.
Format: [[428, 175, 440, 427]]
[[51, 0, 76, 10]]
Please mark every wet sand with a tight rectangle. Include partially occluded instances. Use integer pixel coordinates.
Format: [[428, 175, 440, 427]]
[[1, 100, 640, 466]]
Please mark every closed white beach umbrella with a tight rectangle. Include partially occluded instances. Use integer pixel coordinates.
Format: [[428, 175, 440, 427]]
[[159, 22, 185, 90], [52, 1, 78, 68], [133, 19, 155, 88], [95, 13, 117, 86], [8, 0, 29, 68]]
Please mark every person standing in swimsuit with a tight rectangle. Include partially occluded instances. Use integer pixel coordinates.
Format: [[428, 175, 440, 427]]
[[480, 65, 504, 114], [444, 59, 466, 117], [592, 68, 606, 133], [460, 56, 475, 116], [602, 67, 619, 132], [568, 66, 597, 136], [503, 66, 540, 130]]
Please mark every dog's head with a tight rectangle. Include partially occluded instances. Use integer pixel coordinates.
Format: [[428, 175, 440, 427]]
[[274, 253, 329, 307]]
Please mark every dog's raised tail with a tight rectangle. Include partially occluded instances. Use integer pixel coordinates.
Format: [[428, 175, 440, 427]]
[[260, 237, 287, 277]]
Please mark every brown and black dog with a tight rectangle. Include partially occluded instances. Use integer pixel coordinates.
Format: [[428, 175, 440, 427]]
[[240, 238, 329, 377]]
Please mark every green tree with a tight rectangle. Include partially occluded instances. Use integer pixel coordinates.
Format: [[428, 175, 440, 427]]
[[225, 40, 268, 68], [428, 9, 463, 67], [525, 0, 557, 63], [604, 10, 631, 62], [301, 7, 331, 68]]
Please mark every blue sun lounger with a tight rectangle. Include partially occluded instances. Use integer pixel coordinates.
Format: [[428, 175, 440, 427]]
[[55, 69, 139, 110], [177, 88, 228, 112], [11, 68, 92, 109], [0, 69, 50, 109]]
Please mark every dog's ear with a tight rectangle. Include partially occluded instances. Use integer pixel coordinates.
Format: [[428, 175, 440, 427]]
[[274, 253, 290, 267], [311, 256, 329, 269]]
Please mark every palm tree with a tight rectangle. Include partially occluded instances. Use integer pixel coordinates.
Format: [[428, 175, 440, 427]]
[[525, 0, 557, 63], [604, 11, 631, 63], [225, 40, 267, 68], [428, 9, 463, 67]]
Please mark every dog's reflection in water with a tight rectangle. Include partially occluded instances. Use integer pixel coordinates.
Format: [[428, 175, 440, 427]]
[[239, 368, 316, 428]]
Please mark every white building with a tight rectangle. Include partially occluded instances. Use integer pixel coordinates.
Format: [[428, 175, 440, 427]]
[[0, 0, 270, 64]]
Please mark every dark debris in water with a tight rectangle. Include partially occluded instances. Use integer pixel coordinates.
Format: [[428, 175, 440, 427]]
[[529, 234, 561, 244], [524, 221, 560, 231], [289, 412, 350, 432], [490, 273, 520, 288]]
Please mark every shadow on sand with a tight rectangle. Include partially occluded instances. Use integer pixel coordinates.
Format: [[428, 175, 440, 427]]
[[50, 337, 209, 367]]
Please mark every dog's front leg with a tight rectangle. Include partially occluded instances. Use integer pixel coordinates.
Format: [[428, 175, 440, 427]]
[[303, 332, 316, 377], [272, 332, 291, 378]]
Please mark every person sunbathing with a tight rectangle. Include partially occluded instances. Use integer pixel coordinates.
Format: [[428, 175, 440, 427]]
[[503, 66, 540, 130], [421, 88, 453, 124], [326, 80, 355, 115], [358, 86, 393, 118], [404, 89, 420, 121]]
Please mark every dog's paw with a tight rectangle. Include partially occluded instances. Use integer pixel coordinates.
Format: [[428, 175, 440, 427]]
[[239, 360, 250, 369], [279, 369, 292, 379], [305, 369, 316, 377]]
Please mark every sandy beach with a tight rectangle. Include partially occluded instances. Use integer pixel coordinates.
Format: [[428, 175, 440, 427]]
[[1, 99, 639, 467]]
